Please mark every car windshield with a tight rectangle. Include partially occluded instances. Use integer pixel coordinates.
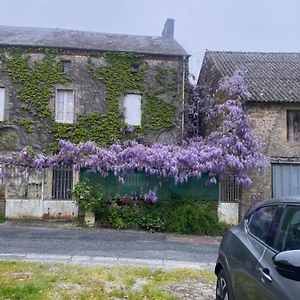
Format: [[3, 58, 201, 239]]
[[276, 205, 300, 252]]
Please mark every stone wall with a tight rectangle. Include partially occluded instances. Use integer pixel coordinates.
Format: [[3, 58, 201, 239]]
[[0, 47, 188, 218], [0, 50, 187, 151], [241, 102, 300, 215]]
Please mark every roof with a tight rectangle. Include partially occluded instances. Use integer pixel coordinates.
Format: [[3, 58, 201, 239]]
[[0, 24, 188, 57], [203, 51, 300, 103]]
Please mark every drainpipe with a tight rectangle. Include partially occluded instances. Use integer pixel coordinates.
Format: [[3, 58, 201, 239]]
[[181, 56, 187, 134]]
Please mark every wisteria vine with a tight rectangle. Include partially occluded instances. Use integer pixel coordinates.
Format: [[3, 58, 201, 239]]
[[0, 71, 266, 187]]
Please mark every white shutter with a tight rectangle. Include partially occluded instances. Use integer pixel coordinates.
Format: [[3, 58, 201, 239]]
[[56, 90, 74, 123], [64, 91, 74, 123], [0, 88, 5, 121], [55, 90, 64, 122], [124, 94, 141, 126]]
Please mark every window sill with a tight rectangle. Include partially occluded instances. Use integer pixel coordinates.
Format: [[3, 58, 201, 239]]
[[55, 120, 74, 124]]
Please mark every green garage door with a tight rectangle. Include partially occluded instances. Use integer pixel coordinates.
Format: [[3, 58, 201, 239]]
[[80, 170, 219, 201]]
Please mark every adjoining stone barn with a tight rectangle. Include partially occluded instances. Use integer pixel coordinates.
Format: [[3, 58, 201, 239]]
[[198, 51, 300, 221]]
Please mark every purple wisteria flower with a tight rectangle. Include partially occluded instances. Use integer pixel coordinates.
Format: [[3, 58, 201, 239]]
[[0, 71, 266, 189], [144, 190, 158, 204]]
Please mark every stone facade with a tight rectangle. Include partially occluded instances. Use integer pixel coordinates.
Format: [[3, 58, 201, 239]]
[[0, 52, 187, 151], [241, 102, 300, 215], [197, 50, 300, 219], [0, 22, 189, 219]]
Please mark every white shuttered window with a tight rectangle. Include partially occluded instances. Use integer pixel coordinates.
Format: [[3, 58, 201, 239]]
[[55, 90, 74, 123], [124, 94, 141, 126], [0, 88, 5, 121]]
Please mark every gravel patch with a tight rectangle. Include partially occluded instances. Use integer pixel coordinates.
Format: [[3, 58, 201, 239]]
[[161, 278, 215, 300]]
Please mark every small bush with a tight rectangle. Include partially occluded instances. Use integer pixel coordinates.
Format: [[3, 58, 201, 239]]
[[73, 178, 105, 212], [138, 213, 166, 233], [0, 214, 5, 223], [107, 207, 139, 229], [164, 201, 225, 236]]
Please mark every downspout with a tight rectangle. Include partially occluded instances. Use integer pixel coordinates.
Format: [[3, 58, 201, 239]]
[[181, 56, 187, 134]]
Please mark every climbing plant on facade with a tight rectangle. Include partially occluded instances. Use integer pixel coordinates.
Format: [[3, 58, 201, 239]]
[[0, 71, 266, 187], [2, 49, 177, 150]]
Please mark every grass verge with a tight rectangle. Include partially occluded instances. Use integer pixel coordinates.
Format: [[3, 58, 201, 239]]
[[0, 260, 214, 299]]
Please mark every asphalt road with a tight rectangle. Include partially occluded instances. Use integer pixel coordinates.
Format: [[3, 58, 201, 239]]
[[0, 221, 220, 268]]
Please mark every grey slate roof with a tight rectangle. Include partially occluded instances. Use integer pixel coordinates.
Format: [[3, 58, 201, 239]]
[[204, 51, 300, 103], [0, 25, 188, 57]]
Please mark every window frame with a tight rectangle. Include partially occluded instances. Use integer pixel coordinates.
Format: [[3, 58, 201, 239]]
[[273, 204, 300, 252], [287, 110, 300, 142], [123, 93, 142, 126], [0, 87, 6, 121], [62, 60, 71, 75], [246, 204, 283, 251], [55, 89, 75, 124], [51, 165, 73, 200]]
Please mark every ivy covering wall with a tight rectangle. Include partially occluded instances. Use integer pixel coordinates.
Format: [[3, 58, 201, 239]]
[[1, 48, 180, 151]]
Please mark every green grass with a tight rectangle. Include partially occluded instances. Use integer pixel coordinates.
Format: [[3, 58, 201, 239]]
[[0, 261, 214, 299]]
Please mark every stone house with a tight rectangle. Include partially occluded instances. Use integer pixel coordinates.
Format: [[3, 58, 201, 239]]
[[0, 19, 192, 219], [198, 51, 300, 221]]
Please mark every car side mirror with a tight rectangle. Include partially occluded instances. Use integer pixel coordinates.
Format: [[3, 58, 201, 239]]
[[273, 250, 300, 281]]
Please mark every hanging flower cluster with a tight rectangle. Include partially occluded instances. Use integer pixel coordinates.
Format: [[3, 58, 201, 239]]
[[0, 71, 266, 187]]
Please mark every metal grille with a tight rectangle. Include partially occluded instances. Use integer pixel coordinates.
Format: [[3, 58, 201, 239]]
[[220, 176, 241, 202], [52, 166, 73, 200]]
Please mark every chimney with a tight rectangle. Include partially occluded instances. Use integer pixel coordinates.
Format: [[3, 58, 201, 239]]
[[162, 18, 174, 40]]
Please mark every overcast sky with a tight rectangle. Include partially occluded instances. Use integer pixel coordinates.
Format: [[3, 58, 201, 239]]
[[1, 0, 300, 80]]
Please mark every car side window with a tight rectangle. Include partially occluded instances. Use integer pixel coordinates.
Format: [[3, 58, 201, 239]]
[[247, 206, 278, 246], [275, 206, 300, 252]]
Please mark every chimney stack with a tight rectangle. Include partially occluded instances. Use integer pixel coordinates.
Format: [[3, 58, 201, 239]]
[[162, 18, 174, 40]]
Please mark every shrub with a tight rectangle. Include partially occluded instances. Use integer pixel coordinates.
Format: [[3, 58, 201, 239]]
[[0, 214, 5, 223], [164, 201, 225, 236], [73, 178, 105, 212], [73, 179, 225, 235], [138, 213, 166, 232], [107, 207, 139, 229]]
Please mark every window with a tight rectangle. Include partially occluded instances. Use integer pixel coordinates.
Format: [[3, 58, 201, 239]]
[[124, 94, 141, 126], [248, 205, 278, 246], [131, 64, 139, 75], [0, 87, 5, 121], [62, 60, 71, 74], [287, 110, 300, 142], [276, 205, 300, 251], [220, 175, 241, 202], [55, 90, 74, 123], [52, 165, 73, 200]]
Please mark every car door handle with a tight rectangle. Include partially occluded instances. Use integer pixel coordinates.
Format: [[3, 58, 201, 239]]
[[259, 267, 272, 282]]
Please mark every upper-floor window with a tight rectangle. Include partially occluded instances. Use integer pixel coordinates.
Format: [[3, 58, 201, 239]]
[[0, 87, 5, 121], [287, 110, 300, 142], [55, 89, 74, 124], [124, 94, 141, 126], [62, 60, 71, 74]]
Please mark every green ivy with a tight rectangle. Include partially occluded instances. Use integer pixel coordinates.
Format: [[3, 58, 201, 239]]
[[0, 131, 18, 149], [142, 94, 175, 130], [5, 48, 65, 120], [3, 49, 177, 152], [13, 118, 34, 133], [153, 64, 179, 98]]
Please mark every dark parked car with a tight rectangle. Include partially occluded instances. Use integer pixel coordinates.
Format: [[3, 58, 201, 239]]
[[215, 197, 300, 300]]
